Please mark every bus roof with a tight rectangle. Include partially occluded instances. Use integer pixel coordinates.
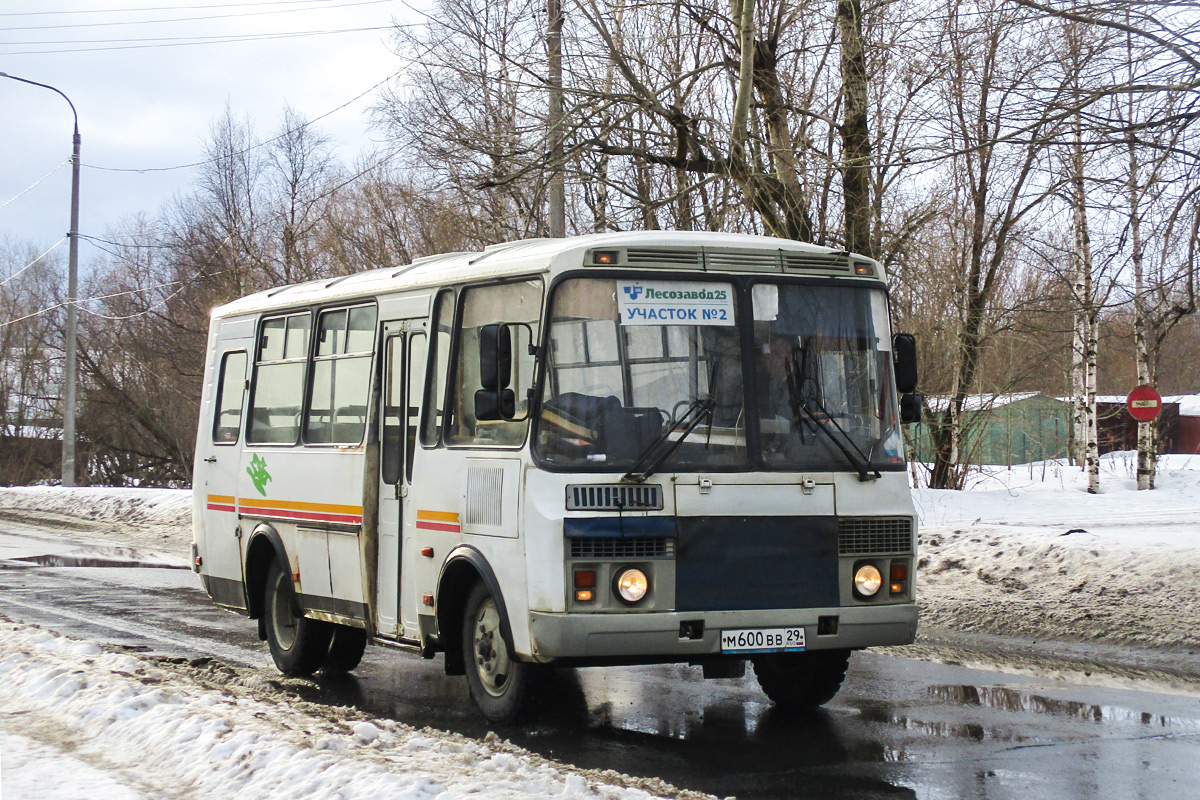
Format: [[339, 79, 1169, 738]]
[[212, 230, 874, 319]]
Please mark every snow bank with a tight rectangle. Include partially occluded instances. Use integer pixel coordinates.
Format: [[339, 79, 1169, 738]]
[[914, 453, 1200, 650], [0, 486, 191, 557], [1, 451, 1196, 653], [0, 620, 701, 800]]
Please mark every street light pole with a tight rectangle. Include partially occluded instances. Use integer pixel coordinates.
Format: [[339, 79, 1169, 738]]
[[1, 72, 81, 486]]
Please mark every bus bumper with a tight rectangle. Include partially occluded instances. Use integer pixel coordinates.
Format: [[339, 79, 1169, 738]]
[[527, 603, 917, 661]]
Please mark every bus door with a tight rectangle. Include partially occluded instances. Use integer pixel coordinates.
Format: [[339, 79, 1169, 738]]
[[376, 319, 427, 638], [202, 317, 254, 610]]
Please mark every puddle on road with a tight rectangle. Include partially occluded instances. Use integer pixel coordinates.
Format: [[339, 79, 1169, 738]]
[[928, 684, 1200, 729], [5, 545, 188, 570]]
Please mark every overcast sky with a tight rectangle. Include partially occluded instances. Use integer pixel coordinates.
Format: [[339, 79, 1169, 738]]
[[1, 0, 422, 267]]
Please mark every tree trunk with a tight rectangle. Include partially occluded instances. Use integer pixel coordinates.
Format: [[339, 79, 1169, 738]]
[[837, 0, 872, 258], [1071, 115, 1099, 493], [1129, 139, 1156, 490], [546, 0, 566, 237]]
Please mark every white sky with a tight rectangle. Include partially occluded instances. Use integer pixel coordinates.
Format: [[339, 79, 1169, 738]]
[[0, 0, 424, 263]]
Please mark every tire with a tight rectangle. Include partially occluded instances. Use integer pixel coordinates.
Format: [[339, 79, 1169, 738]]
[[263, 560, 332, 677], [321, 625, 368, 674], [752, 649, 852, 709], [462, 581, 540, 723]]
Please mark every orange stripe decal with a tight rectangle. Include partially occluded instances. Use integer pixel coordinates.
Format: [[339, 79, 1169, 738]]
[[417, 509, 459, 523], [416, 509, 461, 532], [238, 498, 363, 516], [206, 494, 362, 524]]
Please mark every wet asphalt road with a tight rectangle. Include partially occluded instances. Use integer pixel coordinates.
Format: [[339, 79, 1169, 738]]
[[3, 522, 1200, 799]]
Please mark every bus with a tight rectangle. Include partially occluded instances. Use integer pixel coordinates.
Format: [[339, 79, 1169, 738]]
[[191, 231, 921, 722]]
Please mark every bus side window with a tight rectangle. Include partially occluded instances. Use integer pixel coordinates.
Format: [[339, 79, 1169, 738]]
[[305, 304, 377, 445], [420, 290, 454, 447], [213, 351, 247, 444], [447, 279, 542, 447], [406, 332, 427, 481], [381, 334, 404, 486], [248, 312, 311, 445]]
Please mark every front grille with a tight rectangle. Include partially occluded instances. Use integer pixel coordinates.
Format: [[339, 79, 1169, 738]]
[[838, 517, 913, 555], [567, 484, 663, 511], [570, 537, 675, 560]]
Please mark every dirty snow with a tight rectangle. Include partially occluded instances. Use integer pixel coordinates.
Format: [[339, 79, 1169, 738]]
[[0, 621, 696, 800], [2, 452, 1199, 798], [913, 452, 1200, 651]]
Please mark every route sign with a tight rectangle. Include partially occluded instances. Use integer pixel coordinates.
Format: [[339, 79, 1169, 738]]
[[1126, 385, 1163, 422]]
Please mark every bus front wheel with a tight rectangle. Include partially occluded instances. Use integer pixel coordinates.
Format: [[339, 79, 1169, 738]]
[[461, 582, 540, 723], [752, 649, 852, 709], [263, 560, 332, 676]]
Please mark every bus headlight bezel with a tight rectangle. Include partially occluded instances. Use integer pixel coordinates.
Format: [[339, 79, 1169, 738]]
[[614, 567, 650, 604]]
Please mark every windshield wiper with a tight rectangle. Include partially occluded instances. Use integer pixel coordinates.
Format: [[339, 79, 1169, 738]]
[[621, 395, 715, 483], [787, 350, 880, 482]]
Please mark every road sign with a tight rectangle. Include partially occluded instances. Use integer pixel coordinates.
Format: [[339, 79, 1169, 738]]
[[1126, 385, 1163, 422]]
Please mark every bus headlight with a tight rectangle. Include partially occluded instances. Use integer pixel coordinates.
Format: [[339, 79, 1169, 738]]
[[854, 564, 883, 597], [615, 568, 649, 604]]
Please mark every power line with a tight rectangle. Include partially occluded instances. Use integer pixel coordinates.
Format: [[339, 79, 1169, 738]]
[[1, 25, 397, 56], [0, 159, 70, 210], [84, 70, 401, 174], [3, 0, 394, 32], [0, 237, 67, 289], [0, 1, 342, 18]]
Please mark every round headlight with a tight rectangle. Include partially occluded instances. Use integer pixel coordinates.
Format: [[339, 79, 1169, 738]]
[[615, 568, 649, 603], [854, 564, 883, 597]]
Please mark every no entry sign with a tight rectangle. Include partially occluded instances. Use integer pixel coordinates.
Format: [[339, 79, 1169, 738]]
[[1126, 385, 1163, 422]]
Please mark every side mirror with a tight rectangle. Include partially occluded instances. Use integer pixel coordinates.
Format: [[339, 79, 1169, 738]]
[[893, 333, 918, 394], [475, 387, 516, 420], [900, 391, 923, 424], [475, 323, 535, 422], [478, 324, 512, 392]]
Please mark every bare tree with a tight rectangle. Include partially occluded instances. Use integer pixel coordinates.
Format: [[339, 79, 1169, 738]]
[[266, 105, 338, 283], [923, 0, 1070, 489]]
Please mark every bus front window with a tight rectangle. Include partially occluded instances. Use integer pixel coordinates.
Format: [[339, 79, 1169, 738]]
[[751, 282, 903, 470], [536, 277, 746, 470]]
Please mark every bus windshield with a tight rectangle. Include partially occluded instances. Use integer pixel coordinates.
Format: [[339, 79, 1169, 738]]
[[534, 276, 904, 473]]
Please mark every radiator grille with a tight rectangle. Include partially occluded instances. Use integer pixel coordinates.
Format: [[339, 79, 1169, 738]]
[[566, 484, 663, 511], [570, 537, 675, 560], [838, 517, 913, 555]]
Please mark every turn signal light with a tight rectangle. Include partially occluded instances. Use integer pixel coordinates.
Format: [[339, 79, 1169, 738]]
[[575, 590, 594, 602], [574, 570, 596, 588]]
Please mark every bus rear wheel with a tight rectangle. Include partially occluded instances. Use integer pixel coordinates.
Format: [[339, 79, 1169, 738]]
[[462, 582, 540, 723], [263, 560, 332, 676], [322, 625, 368, 673], [752, 649, 852, 709]]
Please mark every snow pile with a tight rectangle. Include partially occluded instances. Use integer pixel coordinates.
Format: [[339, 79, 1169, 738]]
[[0, 486, 191, 556], [0, 620, 698, 800], [1, 453, 1197, 653], [913, 453, 1200, 650]]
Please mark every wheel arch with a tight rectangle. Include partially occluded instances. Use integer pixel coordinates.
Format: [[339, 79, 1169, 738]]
[[244, 523, 289, 623], [437, 545, 512, 677]]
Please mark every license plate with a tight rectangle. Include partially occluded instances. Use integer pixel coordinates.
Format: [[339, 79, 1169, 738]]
[[720, 626, 806, 654]]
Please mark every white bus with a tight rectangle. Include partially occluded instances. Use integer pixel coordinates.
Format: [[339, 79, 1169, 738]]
[[192, 231, 921, 721]]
